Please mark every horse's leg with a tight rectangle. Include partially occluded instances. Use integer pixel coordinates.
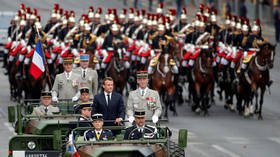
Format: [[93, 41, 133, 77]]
[[253, 88, 259, 115], [193, 83, 201, 114], [258, 86, 265, 120]]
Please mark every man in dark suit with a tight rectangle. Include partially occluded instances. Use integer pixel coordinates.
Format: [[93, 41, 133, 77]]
[[84, 114, 113, 141], [124, 109, 158, 140], [93, 77, 125, 127]]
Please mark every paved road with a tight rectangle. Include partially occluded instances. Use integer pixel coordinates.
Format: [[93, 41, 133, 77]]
[[0, 0, 280, 157]]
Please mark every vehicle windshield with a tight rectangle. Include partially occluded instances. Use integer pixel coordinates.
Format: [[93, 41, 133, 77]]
[[23, 99, 77, 116]]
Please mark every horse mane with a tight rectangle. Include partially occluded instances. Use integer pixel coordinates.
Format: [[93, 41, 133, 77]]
[[256, 38, 273, 49]]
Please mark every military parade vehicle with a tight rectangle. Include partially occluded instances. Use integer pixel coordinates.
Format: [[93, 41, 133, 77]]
[[7, 100, 188, 157]]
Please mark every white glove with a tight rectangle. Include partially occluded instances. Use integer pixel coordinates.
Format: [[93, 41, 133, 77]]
[[128, 116, 135, 123], [52, 96, 58, 102], [152, 115, 159, 124], [72, 96, 79, 102]]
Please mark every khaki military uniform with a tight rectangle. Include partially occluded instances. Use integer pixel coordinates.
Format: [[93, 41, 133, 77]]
[[32, 105, 60, 116], [73, 67, 99, 98], [52, 71, 80, 99], [126, 88, 162, 120]]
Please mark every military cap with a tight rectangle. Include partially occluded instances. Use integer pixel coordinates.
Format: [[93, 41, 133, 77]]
[[79, 102, 92, 109], [41, 91, 52, 98], [80, 54, 90, 61], [74, 101, 92, 112], [63, 57, 74, 64], [80, 87, 90, 94], [134, 109, 145, 117], [92, 113, 104, 121], [137, 70, 148, 79]]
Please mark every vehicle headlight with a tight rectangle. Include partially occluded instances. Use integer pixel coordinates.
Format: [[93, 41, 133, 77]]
[[27, 141, 36, 150]]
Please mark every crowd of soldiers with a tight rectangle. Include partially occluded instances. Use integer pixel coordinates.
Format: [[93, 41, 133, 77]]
[[3, 2, 273, 118]]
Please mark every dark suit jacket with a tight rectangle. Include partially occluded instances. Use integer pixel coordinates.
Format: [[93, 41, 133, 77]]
[[93, 91, 125, 124]]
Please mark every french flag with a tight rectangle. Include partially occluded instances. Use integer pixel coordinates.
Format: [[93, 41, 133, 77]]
[[29, 41, 45, 79]]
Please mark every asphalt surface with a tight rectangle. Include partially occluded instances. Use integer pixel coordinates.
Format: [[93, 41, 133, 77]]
[[0, 0, 280, 157]]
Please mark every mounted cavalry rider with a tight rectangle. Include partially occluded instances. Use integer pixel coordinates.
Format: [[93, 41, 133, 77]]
[[44, 3, 62, 41], [100, 23, 129, 76], [240, 19, 273, 87], [148, 16, 178, 75]]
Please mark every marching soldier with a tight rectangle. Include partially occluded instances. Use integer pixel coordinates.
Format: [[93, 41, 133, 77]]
[[73, 54, 99, 98], [126, 71, 162, 124], [51, 56, 80, 102], [32, 91, 60, 116], [84, 113, 113, 141], [124, 109, 158, 140]]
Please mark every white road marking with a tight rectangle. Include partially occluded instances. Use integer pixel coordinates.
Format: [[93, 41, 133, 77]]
[[0, 107, 7, 118], [268, 137, 280, 144], [4, 122, 16, 135], [212, 144, 240, 157], [225, 137, 250, 144], [188, 144, 211, 157]]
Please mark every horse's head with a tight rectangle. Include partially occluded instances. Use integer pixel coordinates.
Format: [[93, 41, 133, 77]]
[[258, 42, 276, 69], [113, 48, 126, 70], [200, 48, 213, 69], [157, 52, 174, 75]]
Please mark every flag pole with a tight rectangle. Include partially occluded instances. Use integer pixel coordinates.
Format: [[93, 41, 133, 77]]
[[35, 26, 53, 89]]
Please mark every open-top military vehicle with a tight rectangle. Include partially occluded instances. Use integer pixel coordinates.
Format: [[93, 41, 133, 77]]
[[8, 100, 188, 157]]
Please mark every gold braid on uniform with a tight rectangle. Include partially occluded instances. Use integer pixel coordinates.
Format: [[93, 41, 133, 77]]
[[82, 34, 96, 48], [74, 33, 82, 40], [241, 35, 248, 47], [211, 27, 217, 36], [149, 31, 158, 40], [40, 31, 47, 43], [252, 38, 259, 48]]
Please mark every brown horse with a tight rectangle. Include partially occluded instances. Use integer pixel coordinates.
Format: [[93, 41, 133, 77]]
[[190, 48, 214, 116], [105, 51, 129, 95], [151, 39, 177, 117], [237, 42, 276, 119]]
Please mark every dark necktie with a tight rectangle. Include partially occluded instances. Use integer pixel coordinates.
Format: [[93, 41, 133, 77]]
[[107, 94, 110, 105], [44, 107, 48, 115], [141, 90, 144, 96], [83, 70, 86, 78]]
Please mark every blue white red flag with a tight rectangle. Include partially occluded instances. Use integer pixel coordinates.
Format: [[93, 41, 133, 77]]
[[29, 41, 45, 79]]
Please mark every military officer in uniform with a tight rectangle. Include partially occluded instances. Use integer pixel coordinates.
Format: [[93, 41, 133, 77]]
[[73, 54, 98, 99], [84, 113, 113, 141], [51, 57, 80, 102], [73, 87, 91, 113], [76, 102, 93, 127], [79, 87, 91, 103], [124, 109, 158, 140], [126, 71, 162, 124], [32, 91, 60, 116]]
